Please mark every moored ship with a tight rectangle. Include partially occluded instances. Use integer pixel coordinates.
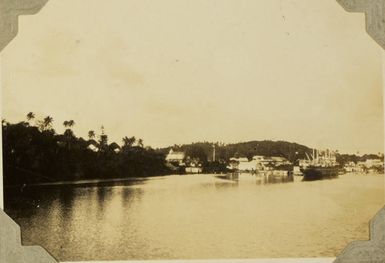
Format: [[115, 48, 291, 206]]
[[301, 149, 340, 181]]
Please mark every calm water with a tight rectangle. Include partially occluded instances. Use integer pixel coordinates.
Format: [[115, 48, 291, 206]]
[[5, 173, 384, 261]]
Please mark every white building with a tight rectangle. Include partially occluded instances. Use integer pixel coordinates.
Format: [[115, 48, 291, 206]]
[[228, 157, 249, 170], [166, 149, 185, 166], [228, 155, 291, 172], [87, 144, 99, 152], [185, 167, 203, 174], [238, 160, 258, 171], [364, 159, 384, 169]]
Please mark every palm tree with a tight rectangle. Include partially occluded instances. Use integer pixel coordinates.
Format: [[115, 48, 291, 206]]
[[122, 136, 129, 147], [26, 112, 35, 122], [42, 116, 53, 130], [64, 129, 75, 138], [62, 120, 76, 150], [62, 127, 75, 150], [88, 130, 96, 140], [137, 138, 144, 148], [122, 136, 136, 148], [63, 120, 75, 128]]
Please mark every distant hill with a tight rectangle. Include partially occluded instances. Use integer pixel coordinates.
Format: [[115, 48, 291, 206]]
[[157, 140, 312, 163]]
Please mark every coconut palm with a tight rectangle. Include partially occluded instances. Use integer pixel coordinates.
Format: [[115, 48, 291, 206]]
[[63, 120, 75, 128], [137, 138, 144, 148], [42, 116, 53, 130], [68, 120, 75, 127], [88, 130, 96, 140], [26, 112, 35, 122], [122, 136, 136, 148], [64, 128, 75, 138]]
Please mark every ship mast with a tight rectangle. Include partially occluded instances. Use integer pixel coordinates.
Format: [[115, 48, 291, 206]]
[[312, 148, 315, 165]]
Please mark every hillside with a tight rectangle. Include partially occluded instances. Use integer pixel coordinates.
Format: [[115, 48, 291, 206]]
[[157, 140, 312, 163]]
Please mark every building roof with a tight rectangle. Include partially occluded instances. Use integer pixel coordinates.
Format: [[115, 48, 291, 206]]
[[87, 144, 99, 152], [166, 149, 185, 161], [230, 157, 248, 162], [271, 156, 288, 162]]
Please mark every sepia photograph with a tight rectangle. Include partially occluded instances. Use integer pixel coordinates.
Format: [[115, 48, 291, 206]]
[[1, 0, 384, 262]]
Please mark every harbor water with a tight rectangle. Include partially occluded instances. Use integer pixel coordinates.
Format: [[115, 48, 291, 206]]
[[4, 173, 384, 261]]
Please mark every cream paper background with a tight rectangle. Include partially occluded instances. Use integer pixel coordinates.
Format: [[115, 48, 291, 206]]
[[0, 1, 384, 262]]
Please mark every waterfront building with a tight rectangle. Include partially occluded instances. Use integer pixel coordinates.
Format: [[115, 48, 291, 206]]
[[364, 159, 384, 169], [87, 144, 99, 152], [344, 161, 363, 173], [184, 157, 203, 174], [185, 166, 203, 174], [228, 157, 249, 170], [252, 155, 265, 161], [238, 159, 258, 172], [166, 149, 185, 166], [109, 142, 121, 153], [344, 159, 384, 174], [228, 155, 292, 172]]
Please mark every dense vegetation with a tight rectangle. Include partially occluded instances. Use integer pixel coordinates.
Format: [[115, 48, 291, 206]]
[[336, 153, 383, 166], [158, 140, 313, 163], [2, 113, 383, 186], [158, 141, 383, 168], [2, 113, 169, 186]]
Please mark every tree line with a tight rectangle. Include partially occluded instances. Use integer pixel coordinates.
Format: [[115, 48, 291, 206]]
[[157, 140, 313, 164], [2, 113, 169, 186], [157, 141, 383, 168], [3, 113, 382, 186]]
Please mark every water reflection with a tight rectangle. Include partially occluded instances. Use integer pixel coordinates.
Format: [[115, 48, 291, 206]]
[[3, 173, 384, 261], [216, 172, 294, 185]]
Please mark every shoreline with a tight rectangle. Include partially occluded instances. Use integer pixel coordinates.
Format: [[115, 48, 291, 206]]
[[5, 172, 383, 189], [4, 176, 154, 188]]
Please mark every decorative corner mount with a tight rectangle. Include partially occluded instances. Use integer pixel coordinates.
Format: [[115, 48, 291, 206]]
[[337, 0, 385, 50], [0, 209, 58, 263], [333, 206, 385, 263], [0, 0, 50, 51]]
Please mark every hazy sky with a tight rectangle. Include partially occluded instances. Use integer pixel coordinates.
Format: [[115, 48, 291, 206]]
[[1, 0, 384, 154]]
